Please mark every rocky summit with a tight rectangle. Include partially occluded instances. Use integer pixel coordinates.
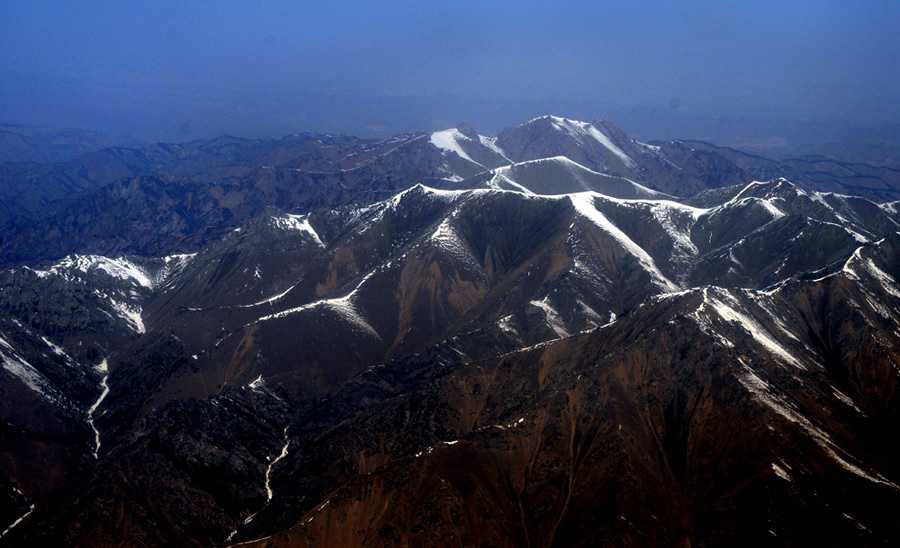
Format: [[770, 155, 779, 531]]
[[1, 117, 900, 547]]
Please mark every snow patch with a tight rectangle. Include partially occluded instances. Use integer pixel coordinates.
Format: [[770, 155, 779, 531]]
[[862, 257, 900, 299], [0, 504, 34, 539], [648, 201, 702, 268], [833, 388, 864, 414], [109, 299, 145, 334], [87, 359, 110, 459], [0, 335, 14, 352], [271, 214, 325, 247], [254, 271, 380, 338], [0, 337, 65, 404], [486, 166, 536, 194], [758, 198, 786, 219], [547, 117, 637, 169], [40, 336, 68, 358], [237, 282, 299, 309], [576, 300, 603, 323], [841, 246, 865, 280], [736, 358, 899, 490], [479, 135, 513, 163], [429, 218, 478, 266], [430, 129, 485, 167], [570, 193, 680, 291], [30, 253, 194, 290], [497, 315, 520, 338], [265, 429, 290, 501], [530, 296, 570, 338], [36, 255, 153, 288], [747, 293, 802, 344], [248, 375, 265, 391], [772, 462, 792, 482], [701, 288, 803, 369]]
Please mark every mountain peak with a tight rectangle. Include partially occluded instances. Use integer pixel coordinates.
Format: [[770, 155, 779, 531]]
[[522, 115, 587, 127], [455, 122, 479, 140], [729, 178, 799, 203], [496, 115, 638, 172]]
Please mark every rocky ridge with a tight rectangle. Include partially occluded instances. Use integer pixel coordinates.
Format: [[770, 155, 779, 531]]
[[1, 117, 900, 546]]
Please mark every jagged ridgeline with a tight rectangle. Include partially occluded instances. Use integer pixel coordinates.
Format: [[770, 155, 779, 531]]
[[2, 117, 900, 547]]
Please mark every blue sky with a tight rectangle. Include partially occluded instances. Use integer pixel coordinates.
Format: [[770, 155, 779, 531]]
[[2, 1, 899, 143]]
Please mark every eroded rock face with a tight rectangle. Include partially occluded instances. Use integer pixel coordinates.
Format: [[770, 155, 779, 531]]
[[3, 117, 900, 547]]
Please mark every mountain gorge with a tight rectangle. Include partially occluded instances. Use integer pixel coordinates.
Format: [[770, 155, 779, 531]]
[[2, 117, 900, 547]]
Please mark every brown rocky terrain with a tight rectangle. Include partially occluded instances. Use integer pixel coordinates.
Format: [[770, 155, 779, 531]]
[[2, 118, 900, 547]]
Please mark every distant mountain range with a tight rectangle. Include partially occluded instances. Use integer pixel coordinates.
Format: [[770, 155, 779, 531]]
[[1, 117, 900, 547], [0, 124, 148, 164], [3, 116, 900, 270]]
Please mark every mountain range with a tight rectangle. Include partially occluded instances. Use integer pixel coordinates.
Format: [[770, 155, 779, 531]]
[[1, 116, 900, 547]]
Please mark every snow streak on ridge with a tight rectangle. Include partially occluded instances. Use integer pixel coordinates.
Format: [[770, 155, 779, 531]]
[[271, 214, 325, 247], [569, 193, 680, 291], [546, 116, 637, 169], [430, 129, 486, 167], [253, 270, 380, 338], [0, 334, 66, 404]]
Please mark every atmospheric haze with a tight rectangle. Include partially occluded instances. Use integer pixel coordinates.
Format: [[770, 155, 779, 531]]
[[2, 1, 899, 148]]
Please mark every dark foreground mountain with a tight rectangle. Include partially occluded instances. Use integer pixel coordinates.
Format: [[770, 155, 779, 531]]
[[1, 117, 900, 547]]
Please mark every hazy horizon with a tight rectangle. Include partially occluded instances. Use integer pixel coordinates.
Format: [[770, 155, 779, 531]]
[[3, 1, 899, 148]]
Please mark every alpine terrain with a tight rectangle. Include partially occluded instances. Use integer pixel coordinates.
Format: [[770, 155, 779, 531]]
[[1, 116, 900, 547]]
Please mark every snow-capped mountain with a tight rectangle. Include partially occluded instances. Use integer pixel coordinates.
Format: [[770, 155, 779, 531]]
[[0, 117, 772, 268], [2, 117, 900, 547]]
